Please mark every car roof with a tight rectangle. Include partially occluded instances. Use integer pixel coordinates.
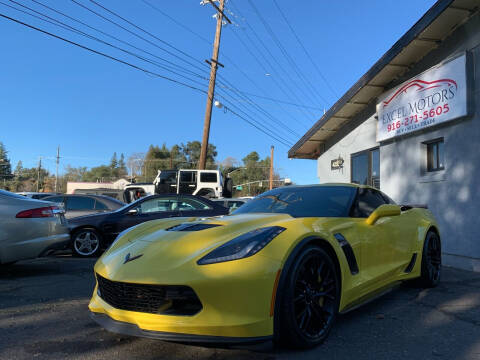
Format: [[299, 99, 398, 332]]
[[43, 193, 125, 206], [280, 183, 376, 190]]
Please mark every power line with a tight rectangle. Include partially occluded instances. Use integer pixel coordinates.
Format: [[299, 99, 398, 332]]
[[0, 10, 294, 147], [0, 12, 208, 93], [28, 0, 208, 79], [88, 0, 211, 75], [2, 0, 209, 88], [228, 0, 317, 123], [70, 0, 209, 76], [140, 0, 212, 45], [272, 0, 338, 100], [137, 1, 301, 140], [245, 0, 328, 107], [139, 0, 320, 116], [227, 19, 314, 126]]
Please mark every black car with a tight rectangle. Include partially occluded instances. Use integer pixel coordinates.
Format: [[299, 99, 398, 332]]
[[67, 194, 229, 257], [43, 194, 125, 219]]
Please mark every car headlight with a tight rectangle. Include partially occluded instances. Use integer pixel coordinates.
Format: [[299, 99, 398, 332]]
[[197, 226, 285, 265]]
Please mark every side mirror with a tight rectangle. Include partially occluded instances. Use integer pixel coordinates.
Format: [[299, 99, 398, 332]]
[[366, 204, 401, 225], [127, 208, 138, 215]]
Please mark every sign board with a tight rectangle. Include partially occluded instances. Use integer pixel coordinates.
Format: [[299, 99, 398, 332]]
[[331, 157, 344, 170], [377, 54, 468, 142]]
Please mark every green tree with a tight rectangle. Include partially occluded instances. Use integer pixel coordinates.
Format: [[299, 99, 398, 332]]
[[181, 141, 217, 169], [118, 153, 127, 177], [83, 165, 115, 182], [0, 142, 12, 181], [226, 151, 280, 196]]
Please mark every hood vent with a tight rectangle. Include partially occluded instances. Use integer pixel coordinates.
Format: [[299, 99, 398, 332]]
[[166, 223, 222, 232]]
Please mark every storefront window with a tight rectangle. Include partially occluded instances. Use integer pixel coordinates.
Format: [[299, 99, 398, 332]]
[[351, 148, 380, 189]]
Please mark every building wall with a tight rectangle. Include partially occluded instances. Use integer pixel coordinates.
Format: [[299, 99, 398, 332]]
[[317, 116, 378, 183], [316, 12, 480, 271]]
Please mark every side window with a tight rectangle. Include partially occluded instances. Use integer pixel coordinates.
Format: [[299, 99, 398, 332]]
[[200, 172, 217, 183], [180, 171, 196, 183], [352, 189, 387, 218], [95, 200, 108, 210], [67, 196, 96, 210], [138, 198, 176, 213], [45, 196, 64, 204], [380, 191, 396, 205], [178, 197, 212, 211]]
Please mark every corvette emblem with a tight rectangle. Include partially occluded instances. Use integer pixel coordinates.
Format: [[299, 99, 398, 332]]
[[124, 253, 143, 264]]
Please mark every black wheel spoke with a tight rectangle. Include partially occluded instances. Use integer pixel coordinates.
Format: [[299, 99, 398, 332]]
[[292, 250, 338, 340]]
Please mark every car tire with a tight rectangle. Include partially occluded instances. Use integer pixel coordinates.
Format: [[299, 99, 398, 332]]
[[71, 228, 102, 258], [279, 245, 340, 349], [419, 231, 441, 288]]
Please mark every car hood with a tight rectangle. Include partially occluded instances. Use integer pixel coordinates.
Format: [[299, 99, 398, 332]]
[[95, 213, 292, 282]]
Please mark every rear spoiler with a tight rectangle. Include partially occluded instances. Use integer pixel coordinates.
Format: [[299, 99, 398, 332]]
[[400, 204, 428, 211]]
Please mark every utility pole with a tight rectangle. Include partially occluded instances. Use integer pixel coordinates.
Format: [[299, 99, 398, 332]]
[[55, 146, 60, 192], [269, 146, 274, 190], [199, 0, 229, 170], [36, 157, 42, 192]]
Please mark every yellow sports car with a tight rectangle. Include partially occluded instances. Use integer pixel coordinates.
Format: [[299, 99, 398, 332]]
[[89, 184, 441, 348]]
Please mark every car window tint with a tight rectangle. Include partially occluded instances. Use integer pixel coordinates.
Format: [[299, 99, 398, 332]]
[[95, 200, 108, 210], [353, 189, 387, 218], [178, 197, 212, 211], [200, 172, 217, 183], [228, 201, 244, 210], [234, 186, 356, 218], [67, 196, 96, 210], [380, 191, 396, 204], [45, 196, 64, 203], [138, 198, 175, 213], [180, 171, 196, 183]]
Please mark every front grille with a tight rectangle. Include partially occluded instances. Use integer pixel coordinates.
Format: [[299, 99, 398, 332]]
[[96, 274, 202, 316]]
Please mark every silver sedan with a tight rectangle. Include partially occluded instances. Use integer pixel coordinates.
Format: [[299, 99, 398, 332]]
[[0, 190, 70, 264]]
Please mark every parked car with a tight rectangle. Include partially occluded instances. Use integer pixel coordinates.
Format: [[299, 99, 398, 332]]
[[42, 194, 125, 219], [89, 184, 441, 348], [0, 189, 69, 265], [211, 198, 248, 213], [68, 194, 230, 257], [73, 188, 126, 202], [17, 191, 61, 200]]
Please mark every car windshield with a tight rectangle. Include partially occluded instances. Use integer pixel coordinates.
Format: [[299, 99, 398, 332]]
[[232, 186, 357, 218]]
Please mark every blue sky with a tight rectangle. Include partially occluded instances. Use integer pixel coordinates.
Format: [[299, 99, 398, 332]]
[[0, 0, 436, 184]]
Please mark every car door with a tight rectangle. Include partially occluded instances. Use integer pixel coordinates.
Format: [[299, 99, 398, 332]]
[[178, 171, 197, 195], [115, 196, 181, 233], [349, 188, 399, 293]]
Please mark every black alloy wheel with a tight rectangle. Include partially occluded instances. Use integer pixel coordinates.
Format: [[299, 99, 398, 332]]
[[420, 231, 441, 287], [280, 246, 339, 348]]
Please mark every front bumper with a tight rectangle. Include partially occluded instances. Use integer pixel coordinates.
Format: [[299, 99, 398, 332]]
[[89, 254, 281, 339], [90, 312, 272, 345]]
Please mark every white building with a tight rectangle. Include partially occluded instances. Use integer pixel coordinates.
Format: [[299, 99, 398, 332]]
[[66, 179, 130, 194], [289, 0, 480, 272]]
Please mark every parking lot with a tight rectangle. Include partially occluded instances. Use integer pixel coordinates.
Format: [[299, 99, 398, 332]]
[[0, 256, 479, 360]]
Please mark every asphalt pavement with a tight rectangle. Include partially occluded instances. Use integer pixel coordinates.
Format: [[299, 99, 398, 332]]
[[1, 256, 480, 360]]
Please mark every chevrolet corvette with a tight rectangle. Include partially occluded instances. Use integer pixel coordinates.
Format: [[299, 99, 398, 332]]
[[89, 184, 441, 348]]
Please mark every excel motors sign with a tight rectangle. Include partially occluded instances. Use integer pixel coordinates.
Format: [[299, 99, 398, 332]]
[[377, 54, 468, 142]]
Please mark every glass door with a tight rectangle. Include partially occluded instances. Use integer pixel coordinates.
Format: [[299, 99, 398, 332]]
[[351, 148, 380, 189]]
